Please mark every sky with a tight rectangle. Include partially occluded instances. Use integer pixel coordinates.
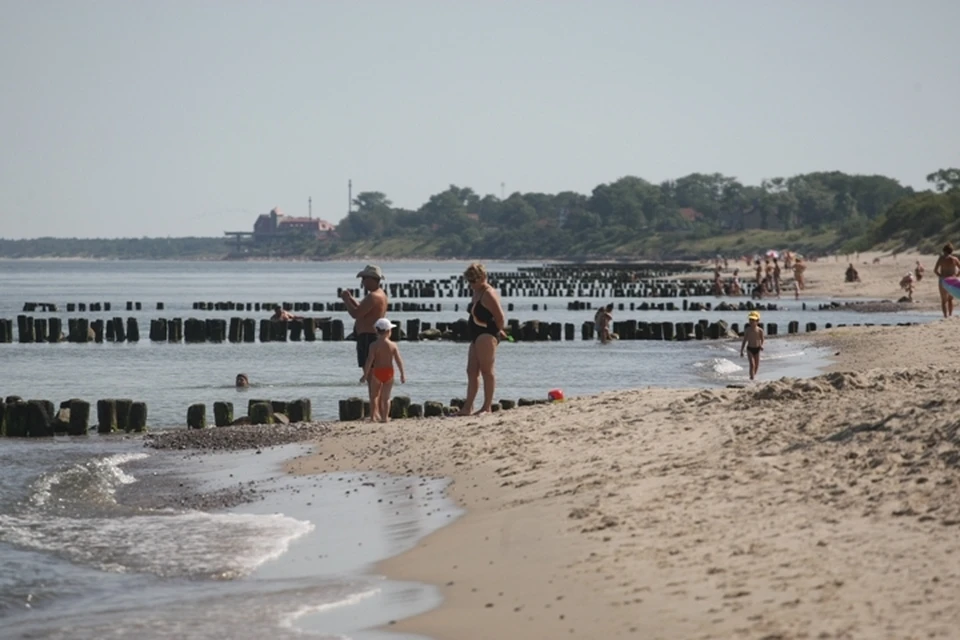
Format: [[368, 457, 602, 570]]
[[1, 0, 958, 239]]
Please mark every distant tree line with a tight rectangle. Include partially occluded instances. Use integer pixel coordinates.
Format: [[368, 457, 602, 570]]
[[328, 170, 920, 257], [0, 237, 223, 259], [857, 168, 960, 252], [3, 169, 957, 259]]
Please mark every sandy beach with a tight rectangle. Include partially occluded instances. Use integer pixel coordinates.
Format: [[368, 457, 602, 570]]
[[285, 251, 960, 640]]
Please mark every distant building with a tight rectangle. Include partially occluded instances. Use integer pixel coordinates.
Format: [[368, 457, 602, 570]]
[[252, 207, 336, 239], [224, 206, 337, 253]]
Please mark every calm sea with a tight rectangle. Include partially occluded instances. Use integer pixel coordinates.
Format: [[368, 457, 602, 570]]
[[0, 259, 939, 639]]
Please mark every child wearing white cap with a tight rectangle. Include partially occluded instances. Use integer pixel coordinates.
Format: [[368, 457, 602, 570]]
[[360, 318, 407, 422]]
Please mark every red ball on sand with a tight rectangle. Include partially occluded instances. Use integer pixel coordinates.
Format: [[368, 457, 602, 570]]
[[548, 389, 565, 402]]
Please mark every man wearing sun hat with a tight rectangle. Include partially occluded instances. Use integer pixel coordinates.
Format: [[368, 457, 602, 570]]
[[340, 265, 389, 380]]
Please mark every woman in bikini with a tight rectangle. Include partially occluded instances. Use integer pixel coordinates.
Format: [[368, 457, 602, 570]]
[[934, 243, 960, 318], [459, 263, 507, 416]]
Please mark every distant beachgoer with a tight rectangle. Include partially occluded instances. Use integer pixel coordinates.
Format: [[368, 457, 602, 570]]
[[793, 260, 806, 290], [793, 280, 800, 300], [235, 373, 249, 388], [934, 243, 960, 317], [915, 261, 925, 282], [899, 272, 915, 301], [773, 260, 782, 297], [271, 306, 299, 322], [845, 263, 860, 283], [460, 262, 507, 415], [341, 264, 389, 386], [594, 303, 614, 343], [729, 269, 742, 296], [360, 318, 406, 422], [740, 311, 765, 381]]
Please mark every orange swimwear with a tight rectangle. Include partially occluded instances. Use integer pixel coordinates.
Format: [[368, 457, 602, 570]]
[[372, 367, 394, 383]]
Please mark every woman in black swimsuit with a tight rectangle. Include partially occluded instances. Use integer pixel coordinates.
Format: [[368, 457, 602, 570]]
[[460, 262, 507, 415]]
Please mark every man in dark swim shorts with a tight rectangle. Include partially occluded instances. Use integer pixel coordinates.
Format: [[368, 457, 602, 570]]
[[341, 264, 389, 382]]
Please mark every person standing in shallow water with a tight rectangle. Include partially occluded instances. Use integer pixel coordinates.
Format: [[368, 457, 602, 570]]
[[459, 263, 507, 416], [934, 244, 960, 318], [740, 311, 765, 381], [341, 265, 388, 392]]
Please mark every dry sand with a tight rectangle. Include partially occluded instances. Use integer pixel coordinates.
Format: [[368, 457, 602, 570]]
[[720, 249, 945, 314], [288, 254, 960, 640]]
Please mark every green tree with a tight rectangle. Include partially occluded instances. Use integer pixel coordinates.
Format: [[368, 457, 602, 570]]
[[927, 168, 960, 193]]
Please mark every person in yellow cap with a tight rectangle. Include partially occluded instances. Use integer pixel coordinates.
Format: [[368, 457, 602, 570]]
[[740, 311, 765, 380]]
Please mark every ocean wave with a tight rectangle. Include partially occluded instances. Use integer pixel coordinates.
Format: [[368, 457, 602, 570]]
[[30, 453, 149, 509], [693, 357, 743, 376], [0, 510, 313, 580]]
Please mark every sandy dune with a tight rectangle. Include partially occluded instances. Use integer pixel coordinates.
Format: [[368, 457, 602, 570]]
[[288, 254, 960, 640]]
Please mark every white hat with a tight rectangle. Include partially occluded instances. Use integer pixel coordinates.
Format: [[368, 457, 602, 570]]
[[374, 318, 396, 332]]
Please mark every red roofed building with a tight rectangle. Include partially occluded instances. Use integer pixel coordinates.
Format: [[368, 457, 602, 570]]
[[678, 207, 703, 223], [253, 207, 336, 240]]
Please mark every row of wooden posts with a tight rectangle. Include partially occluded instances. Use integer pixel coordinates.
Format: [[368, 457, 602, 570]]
[[379, 280, 756, 299], [23, 301, 155, 313], [337, 396, 551, 421], [0, 396, 147, 437], [186, 398, 313, 428], [0, 314, 913, 345]]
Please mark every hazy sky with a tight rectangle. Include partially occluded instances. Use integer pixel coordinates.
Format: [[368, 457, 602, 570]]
[[1, 0, 958, 239]]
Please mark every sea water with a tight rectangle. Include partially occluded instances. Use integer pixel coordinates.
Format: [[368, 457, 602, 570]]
[[0, 259, 939, 638]]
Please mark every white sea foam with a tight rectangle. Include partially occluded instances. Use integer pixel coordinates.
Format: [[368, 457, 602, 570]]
[[693, 357, 743, 376], [278, 587, 381, 632], [0, 510, 313, 579], [30, 452, 149, 508]]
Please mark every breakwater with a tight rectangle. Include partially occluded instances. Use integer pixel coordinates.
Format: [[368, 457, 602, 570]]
[[336, 395, 545, 421], [0, 396, 147, 437], [0, 312, 917, 345]]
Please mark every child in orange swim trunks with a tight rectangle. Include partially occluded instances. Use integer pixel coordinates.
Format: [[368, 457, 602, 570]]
[[360, 318, 407, 422]]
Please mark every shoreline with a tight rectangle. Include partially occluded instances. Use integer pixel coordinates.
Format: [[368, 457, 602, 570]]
[[287, 317, 960, 640]]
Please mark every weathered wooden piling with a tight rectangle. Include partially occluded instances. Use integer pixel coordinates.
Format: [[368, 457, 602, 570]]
[[228, 318, 243, 343], [48, 317, 62, 342], [214, 401, 234, 426], [68, 399, 90, 435], [408, 403, 423, 418], [33, 318, 47, 343], [389, 396, 411, 420], [168, 318, 183, 342], [26, 400, 54, 437], [499, 399, 516, 410], [112, 317, 126, 342], [150, 319, 168, 341], [128, 402, 147, 432], [17, 315, 35, 343], [187, 403, 206, 429], [423, 400, 444, 417], [338, 397, 365, 421], [242, 318, 256, 343], [287, 398, 311, 423], [0, 399, 4, 435], [97, 399, 118, 434], [105, 318, 115, 341], [247, 399, 269, 416], [116, 399, 133, 432], [126, 318, 139, 342], [270, 400, 288, 417], [303, 318, 316, 342], [250, 402, 274, 424], [5, 401, 28, 437]]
